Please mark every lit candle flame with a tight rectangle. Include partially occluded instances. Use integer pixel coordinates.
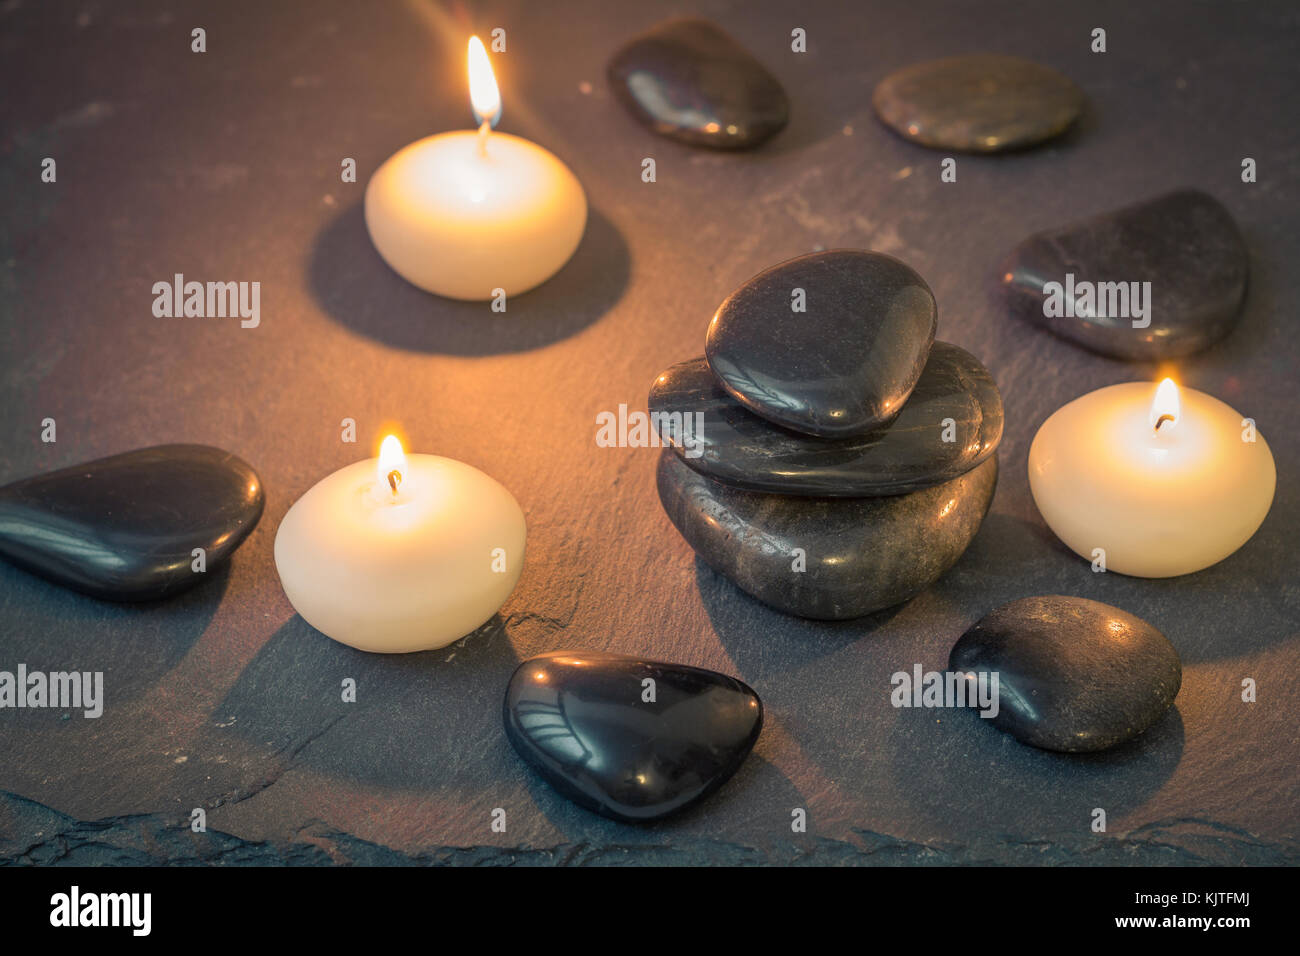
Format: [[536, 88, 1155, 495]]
[[1150, 377, 1180, 433], [378, 434, 406, 495], [467, 36, 501, 128]]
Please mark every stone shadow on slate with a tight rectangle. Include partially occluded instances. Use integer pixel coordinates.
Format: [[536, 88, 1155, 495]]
[[883, 515, 1045, 634], [0, 560, 228, 705], [1097, 535, 1297, 666], [885, 699, 1185, 841], [513, 749, 804, 850], [979, 504, 1296, 665], [308, 203, 630, 356], [942, 507, 1297, 664], [1185, 220, 1269, 367], [695, 556, 898, 683], [720, 78, 841, 160], [207, 612, 524, 794], [998, 96, 1096, 156]]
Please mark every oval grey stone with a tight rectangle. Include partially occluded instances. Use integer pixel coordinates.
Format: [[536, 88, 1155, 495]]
[[656, 450, 997, 620], [949, 595, 1182, 753], [873, 54, 1083, 152]]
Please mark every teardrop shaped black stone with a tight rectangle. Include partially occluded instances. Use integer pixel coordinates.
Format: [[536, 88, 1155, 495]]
[[504, 651, 762, 823], [0, 444, 264, 601]]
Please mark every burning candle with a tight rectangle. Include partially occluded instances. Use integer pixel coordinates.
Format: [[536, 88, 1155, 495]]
[[274, 435, 526, 653], [365, 36, 587, 299], [1029, 378, 1275, 577]]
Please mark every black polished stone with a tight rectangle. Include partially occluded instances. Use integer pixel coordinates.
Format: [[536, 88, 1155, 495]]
[[949, 595, 1182, 753], [1000, 189, 1248, 359], [872, 54, 1084, 152], [706, 250, 937, 439], [607, 17, 789, 150], [0, 444, 264, 601], [650, 341, 1002, 496], [657, 450, 997, 620], [504, 651, 762, 823]]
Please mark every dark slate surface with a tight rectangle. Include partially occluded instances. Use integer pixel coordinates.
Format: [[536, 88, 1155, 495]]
[[1, 0, 1297, 865]]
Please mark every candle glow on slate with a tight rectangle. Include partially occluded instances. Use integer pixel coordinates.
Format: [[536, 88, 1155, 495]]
[[274, 434, 526, 653], [1029, 378, 1275, 578], [364, 36, 587, 300]]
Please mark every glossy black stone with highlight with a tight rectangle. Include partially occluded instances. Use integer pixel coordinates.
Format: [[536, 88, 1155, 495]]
[[705, 250, 937, 438], [607, 17, 789, 149], [657, 450, 997, 619], [0, 444, 264, 601], [1001, 189, 1248, 359], [949, 595, 1182, 753], [650, 341, 1002, 496], [504, 651, 763, 823]]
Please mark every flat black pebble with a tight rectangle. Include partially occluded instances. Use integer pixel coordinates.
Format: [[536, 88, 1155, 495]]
[[873, 54, 1083, 152], [706, 250, 937, 438], [0, 444, 264, 601], [650, 341, 1002, 496], [949, 595, 1181, 753], [607, 18, 789, 149], [504, 651, 762, 823], [1001, 189, 1248, 359], [657, 450, 997, 619]]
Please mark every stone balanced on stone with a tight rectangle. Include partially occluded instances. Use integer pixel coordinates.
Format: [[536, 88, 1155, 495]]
[[651, 249, 1003, 619]]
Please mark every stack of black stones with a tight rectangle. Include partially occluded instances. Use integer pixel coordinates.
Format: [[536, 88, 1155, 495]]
[[650, 249, 1004, 619]]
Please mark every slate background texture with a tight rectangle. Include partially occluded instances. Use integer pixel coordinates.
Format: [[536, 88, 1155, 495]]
[[1, 0, 1296, 865]]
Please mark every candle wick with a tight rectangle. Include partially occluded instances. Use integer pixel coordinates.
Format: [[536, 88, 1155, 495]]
[[387, 470, 402, 495], [1153, 414, 1176, 432], [476, 119, 491, 157]]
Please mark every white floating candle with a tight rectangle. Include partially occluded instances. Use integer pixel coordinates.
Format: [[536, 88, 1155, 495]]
[[1029, 378, 1275, 577], [275, 435, 526, 653], [365, 36, 587, 300]]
